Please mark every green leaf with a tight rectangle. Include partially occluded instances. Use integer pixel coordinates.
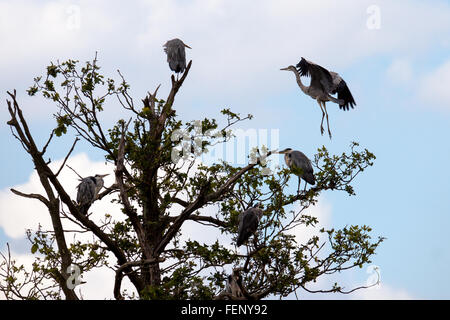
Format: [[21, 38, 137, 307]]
[[31, 244, 38, 254]]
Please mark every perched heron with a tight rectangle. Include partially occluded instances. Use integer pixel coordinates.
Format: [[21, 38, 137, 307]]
[[236, 204, 264, 247], [225, 272, 243, 299], [278, 148, 315, 193], [76, 174, 108, 215], [281, 57, 356, 138], [163, 38, 191, 78]]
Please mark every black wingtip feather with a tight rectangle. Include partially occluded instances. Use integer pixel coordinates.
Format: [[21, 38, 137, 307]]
[[336, 80, 356, 111], [296, 57, 310, 77]]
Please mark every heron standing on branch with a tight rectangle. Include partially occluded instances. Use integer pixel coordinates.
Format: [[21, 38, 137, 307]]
[[281, 57, 356, 139], [163, 38, 191, 79], [278, 148, 315, 194], [236, 204, 264, 247], [225, 273, 243, 299], [76, 174, 108, 215]]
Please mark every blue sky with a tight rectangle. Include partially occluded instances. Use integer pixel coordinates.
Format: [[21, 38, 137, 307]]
[[1, 0, 450, 299]]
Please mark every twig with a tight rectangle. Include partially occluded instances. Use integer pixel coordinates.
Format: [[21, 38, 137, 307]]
[[66, 164, 83, 180], [41, 129, 55, 155], [55, 138, 80, 176]]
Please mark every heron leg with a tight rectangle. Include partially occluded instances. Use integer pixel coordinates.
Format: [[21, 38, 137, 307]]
[[317, 100, 325, 135], [322, 102, 332, 139], [326, 94, 344, 106], [253, 233, 258, 248]]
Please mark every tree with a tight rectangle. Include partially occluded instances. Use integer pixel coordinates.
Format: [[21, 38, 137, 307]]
[[1, 54, 383, 300]]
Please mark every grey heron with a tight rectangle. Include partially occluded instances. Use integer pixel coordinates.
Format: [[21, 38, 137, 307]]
[[236, 204, 264, 247], [281, 57, 356, 139], [225, 273, 243, 299], [76, 174, 108, 215], [163, 38, 191, 77], [278, 148, 315, 193]]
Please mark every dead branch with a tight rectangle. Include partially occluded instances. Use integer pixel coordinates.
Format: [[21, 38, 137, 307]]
[[66, 164, 83, 179], [55, 138, 80, 176], [10, 189, 50, 207]]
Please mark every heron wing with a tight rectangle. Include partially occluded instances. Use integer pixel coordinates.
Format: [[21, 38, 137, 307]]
[[290, 151, 312, 171], [76, 177, 96, 206], [237, 209, 259, 246], [332, 78, 356, 111], [296, 58, 333, 93], [164, 39, 186, 73], [290, 151, 315, 184], [176, 45, 186, 72]]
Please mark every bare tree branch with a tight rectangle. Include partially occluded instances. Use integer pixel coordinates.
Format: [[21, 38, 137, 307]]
[[55, 138, 80, 177], [66, 164, 83, 179], [10, 189, 49, 207]]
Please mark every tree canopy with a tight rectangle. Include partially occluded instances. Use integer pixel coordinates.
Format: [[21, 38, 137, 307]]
[[1, 54, 383, 300]]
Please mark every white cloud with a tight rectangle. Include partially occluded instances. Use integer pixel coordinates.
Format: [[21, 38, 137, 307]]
[[77, 256, 136, 300], [2, 0, 450, 117], [0, 172, 50, 238], [351, 283, 414, 300], [419, 60, 450, 111], [288, 195, 333, 246], [386, 59, 413, 85]]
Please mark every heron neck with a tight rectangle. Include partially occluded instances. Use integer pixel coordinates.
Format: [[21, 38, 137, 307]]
[[292, 69, 308, 94], [284, 153, 290, 166]]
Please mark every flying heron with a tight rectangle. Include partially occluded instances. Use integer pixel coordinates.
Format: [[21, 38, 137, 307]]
[[163, 38, 191, 78], [278, 148, 315, 194], [281, 57, 356, 138], [236, 204, 264, 247], [76, 174, 108, 215]]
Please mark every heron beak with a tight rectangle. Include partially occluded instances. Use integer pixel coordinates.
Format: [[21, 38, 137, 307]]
[[277, 149, 289, 154], [280, 67, 290, 71], [184, 44, 192, 49], [98, 174, 109, 178]]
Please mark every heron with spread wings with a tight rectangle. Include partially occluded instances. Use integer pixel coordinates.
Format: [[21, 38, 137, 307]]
[[281, 57, 356, 139]]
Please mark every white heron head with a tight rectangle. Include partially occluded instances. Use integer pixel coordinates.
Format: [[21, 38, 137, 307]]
[[280, 66, 297, 72], [94, 174, 108, 186], [94, 174, 109, 179], [277, 148, 293, 154], [163, 38, 192, 49], [93, 174, 109, 196]]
